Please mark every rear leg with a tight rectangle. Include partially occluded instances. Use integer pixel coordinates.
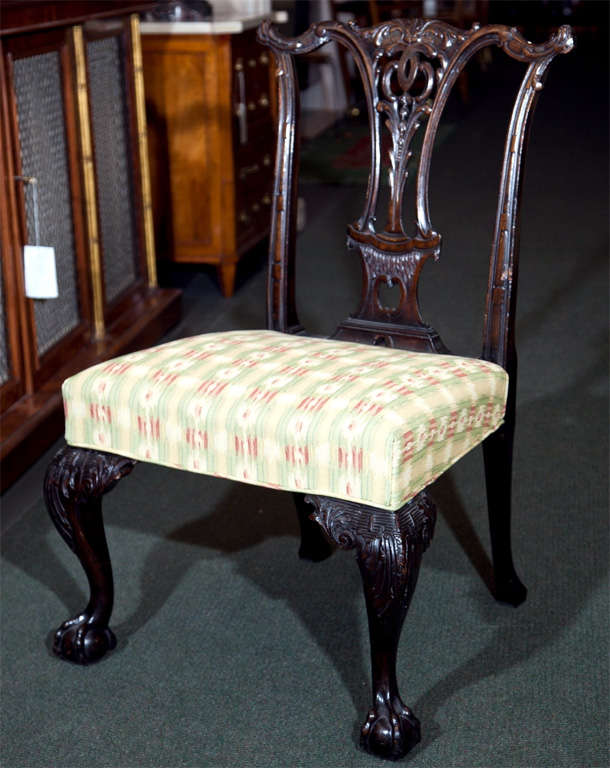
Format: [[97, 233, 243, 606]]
[[483, 413, 527, 607], [293, 492, 334, 561]]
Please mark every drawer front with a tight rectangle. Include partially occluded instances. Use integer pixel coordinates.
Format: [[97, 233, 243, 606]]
[[231, 29, 273, 147], [234, 133, 274, 247]]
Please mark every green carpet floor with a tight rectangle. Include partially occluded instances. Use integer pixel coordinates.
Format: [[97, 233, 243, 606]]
[[1, 24, 608, 768]]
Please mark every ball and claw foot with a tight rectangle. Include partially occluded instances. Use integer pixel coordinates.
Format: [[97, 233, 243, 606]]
[[360, 698, 421, 761], [53, 613, 116, 664]]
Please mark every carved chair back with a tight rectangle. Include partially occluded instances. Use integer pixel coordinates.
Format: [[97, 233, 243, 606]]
[[258, 18, 572, 379]]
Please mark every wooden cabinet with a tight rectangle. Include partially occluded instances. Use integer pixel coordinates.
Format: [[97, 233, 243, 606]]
[[141, 23, 276, 297], [0, 2, 181, 490]]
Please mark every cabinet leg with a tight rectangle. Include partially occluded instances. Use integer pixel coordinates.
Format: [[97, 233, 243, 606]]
[[43, 445, 136, 664], [217, 261, 237, 297]]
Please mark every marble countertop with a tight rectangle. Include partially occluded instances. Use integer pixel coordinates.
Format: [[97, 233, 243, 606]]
[[140, 10, 287, 35]]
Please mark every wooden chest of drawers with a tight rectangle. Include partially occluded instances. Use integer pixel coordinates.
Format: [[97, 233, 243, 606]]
[[141, 24, 276, 297]]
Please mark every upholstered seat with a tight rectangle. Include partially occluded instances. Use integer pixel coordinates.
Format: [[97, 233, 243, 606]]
[[63, 330, 508, 510]]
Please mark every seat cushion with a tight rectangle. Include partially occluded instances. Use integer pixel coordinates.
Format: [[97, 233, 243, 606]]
[[62, 330, 508, 510]]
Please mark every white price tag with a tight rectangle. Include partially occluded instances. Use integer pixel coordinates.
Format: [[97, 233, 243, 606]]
[[23, 245, 59, 299]]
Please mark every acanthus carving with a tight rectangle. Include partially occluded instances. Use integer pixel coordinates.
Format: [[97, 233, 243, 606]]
[[361, 243, 421, 283], [366, 18, 473, 61], [44, 445, 137, 552], [304, 492, 436, 620], [341, 238, 444, 345]]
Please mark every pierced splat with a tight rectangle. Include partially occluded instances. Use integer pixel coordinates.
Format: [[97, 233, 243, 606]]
[[363, 20, 468, 239], [258, 18, 573, 354]]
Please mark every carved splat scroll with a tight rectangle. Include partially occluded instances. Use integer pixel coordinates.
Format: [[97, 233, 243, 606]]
[[258, 19, 573, 356]]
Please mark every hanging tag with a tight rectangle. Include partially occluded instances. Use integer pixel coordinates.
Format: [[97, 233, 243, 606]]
[[24, 245, 59, 299], [18, 175, 59, 299]]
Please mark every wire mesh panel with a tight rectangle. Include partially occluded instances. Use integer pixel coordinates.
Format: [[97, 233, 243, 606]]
[[86, 35, 139, 304], [0, 247, 10, 386], [13, 51, 81, 357]]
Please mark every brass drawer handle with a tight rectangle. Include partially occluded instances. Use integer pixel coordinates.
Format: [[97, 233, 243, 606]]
[[262, 194, 271, 205], [234, 58, 244, 72], [252, 203, 260, 212], [258, 94, 269, 108], [239, 211, 250, 224], [248, 58, 256, 68], [234, 68, 247, 144], [239, 163, 260, 179], [259, 52, 269, 65], [247, 102, 256, 111], [263, 154, 271, 166]]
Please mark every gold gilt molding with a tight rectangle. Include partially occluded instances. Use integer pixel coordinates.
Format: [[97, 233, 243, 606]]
[[130, 14, 157, 288], [72, 25, 105, 340]]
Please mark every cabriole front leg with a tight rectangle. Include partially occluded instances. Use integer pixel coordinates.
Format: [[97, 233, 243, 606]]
[[305, 492, 436, 761], [43, 445, 136, 664]]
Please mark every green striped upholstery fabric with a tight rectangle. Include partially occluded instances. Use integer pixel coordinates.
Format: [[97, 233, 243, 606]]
[[63, 330, 508, 510]]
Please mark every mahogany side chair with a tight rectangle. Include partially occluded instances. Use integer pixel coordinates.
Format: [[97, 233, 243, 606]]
[[43, 17, 573, 761]]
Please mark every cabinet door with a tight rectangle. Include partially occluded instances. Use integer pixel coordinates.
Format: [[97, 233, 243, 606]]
[[5, 28, 91, 390], [0, 47, 26, 414], [0, 242, 22, 413], [0, 253, 10, 390]]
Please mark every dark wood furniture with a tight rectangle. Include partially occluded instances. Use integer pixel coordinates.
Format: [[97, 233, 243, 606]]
[[0, 2, 181, 490], [141, 22, 276, 297], [329, 1, 489, 110], [42, 16, 572, 761]]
